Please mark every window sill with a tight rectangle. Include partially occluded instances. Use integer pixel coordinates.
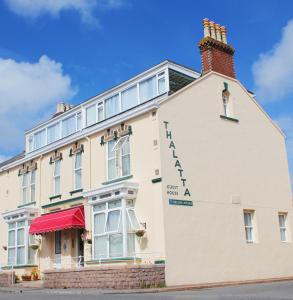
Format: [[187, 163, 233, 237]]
[[42, 196, 83, 209], [70, 188, 83, 196], [2, 264, 38, 270], [17, 201, 36, 208], [86, 257, 140, 264], [220, 115, 239, 123], [49, 194, 62, 201], [102, 175, 133, 185], [152, 177, 162, 183]]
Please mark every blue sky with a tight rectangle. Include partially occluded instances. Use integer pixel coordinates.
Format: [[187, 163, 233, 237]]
[[0, 0, 292, 187]]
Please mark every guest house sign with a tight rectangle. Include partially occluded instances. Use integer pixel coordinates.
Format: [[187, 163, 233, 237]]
[[164, 121, 193, 206]]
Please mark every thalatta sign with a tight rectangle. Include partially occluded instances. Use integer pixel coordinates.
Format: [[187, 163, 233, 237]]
[[163, 121, 192, 206]]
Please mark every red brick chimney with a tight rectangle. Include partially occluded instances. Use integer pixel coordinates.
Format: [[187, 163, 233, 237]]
[[199, 18, 236, 78]]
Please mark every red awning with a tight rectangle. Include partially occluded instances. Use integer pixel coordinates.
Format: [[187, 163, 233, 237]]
[[29, 206, 85, 235]]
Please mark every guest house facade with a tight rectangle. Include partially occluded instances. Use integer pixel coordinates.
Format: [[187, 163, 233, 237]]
[[0, 19, 292, 288]]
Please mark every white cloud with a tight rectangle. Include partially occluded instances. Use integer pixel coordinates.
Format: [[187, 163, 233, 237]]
[[0, 55, 76, 155], [253, 20, 293, 102], [5, 0, 127, 26]]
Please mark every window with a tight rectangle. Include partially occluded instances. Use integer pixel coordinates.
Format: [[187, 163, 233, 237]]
[[8, 221, 26, 266], [121, 85, 137, 111], [76, 112, 82, 131], [107, 136, 130, 181], [53, 160, 61, 195], [22, 173, 28, 205], [34, 129, 46, 150], [62, 115, 76, 138], [244, 211, 254, 243], [30, 170, 36, 203], [97, 102, 104, 122], [86, 105, 96, 127], [93, 199, 140, 259], [28, 135, 33, 152], [105, 95, 119, 119], [139, 76, 156, 102], [158, 72, 166, 94], [48, 123, 61, 144], [74, 152, 82, 190], [279, 213, 288, 242]]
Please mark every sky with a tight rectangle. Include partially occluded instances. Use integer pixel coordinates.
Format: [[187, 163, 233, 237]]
[[0, 0, 292, 188]]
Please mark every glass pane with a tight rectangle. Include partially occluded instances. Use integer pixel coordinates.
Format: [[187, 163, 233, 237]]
[[17, 229, 25, 245], [109, 234, 123, 258], [126, 200, 134, 208], [17, 221, 25, 228], [77, 112, 82, 131], [128, 209, 140, 230], [54, 177, 60, 195], [22, 188, 27, 204], [105, 94, 119, 118], [108, 200, 121, 209], [94, 236, 107, 259], [244, 212, 252, 226], [127, 233, 135, 256], [34, 129, 46, 150], [54, 160, 61, 176], [280, 228, 287, 242], [75, 169, 82, 190], [93, 203, 106, 212], [8, 223, 15, 230], [158, 76, 166, 94], [55, 231, 62, 254], [17, 246, 25, 265], [8, 248, 15, 265], [121, 85, 137, 111], [48, 123, 60, 144], [97, 103, 104, 122], [86, 105, 96, 127], [75, 153, 82, 169], [108, 159, 116, 180], [122, 155, 130, 176], [22, 173, 27, 187], [108, 140, 116, 159], [94, 213, 106, 234], [30, 170, 36, 184], [245, 228, 253, 242], [121, 138, 130, 155], [279, 215, 286, 227], [139, 76, 156, 102], [8, 231, 15, 247], [28, 247, 36, 265], [62, 115, 76, 137], [107, 210, 121, 232], [31, 185, 35, 202]]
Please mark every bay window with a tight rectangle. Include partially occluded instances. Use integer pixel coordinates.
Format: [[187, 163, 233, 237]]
[[107, 136, 130, 181], [93, 199, 140, 260]]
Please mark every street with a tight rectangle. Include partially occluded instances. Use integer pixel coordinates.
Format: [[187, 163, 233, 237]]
[[1, 280, 293, 300]]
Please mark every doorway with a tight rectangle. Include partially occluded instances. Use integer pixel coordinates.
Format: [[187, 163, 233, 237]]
[[54, 231, 62, 268], [77, 229, 84, 267]]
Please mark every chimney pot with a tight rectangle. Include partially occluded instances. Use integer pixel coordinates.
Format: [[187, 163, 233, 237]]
[[203, 18, 210, 37], [220, 26, 227, 44], [215, 24, 221, 42], [209, 21, 216, 39]]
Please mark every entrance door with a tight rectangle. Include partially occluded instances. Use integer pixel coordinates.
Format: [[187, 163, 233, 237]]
[[55, 231, 62, 268], [77, 229, 84, 267]]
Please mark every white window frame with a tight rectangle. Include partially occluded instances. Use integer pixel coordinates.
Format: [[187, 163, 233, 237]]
[[53, 160, 61, 196], [7, 221, 27, 266], [279, 213, 288, 242], [30, 169, 36, 203], [244, 211, 255, 243], [22, 173, 28, 205], [74, 152, 82, 190], [107, 136, 130, 181], [92, 199, 139, 260]]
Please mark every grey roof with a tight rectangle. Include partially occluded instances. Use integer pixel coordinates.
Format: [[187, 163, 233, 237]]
[[0, 152, 25, 169]]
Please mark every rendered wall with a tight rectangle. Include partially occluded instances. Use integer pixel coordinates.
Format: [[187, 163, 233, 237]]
[[158, 72, 293, 286]]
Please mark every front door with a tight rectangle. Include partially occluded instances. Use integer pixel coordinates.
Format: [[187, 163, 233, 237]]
[[77, 229, 84, 267], [55, 231, 62, 268]]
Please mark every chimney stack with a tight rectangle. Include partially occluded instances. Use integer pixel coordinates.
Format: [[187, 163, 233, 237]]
[[198, 19, 235, 78]]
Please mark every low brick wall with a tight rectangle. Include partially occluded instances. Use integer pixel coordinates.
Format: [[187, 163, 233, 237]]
[[44, 264, 165, 289], [0, 271, 15, 287]]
